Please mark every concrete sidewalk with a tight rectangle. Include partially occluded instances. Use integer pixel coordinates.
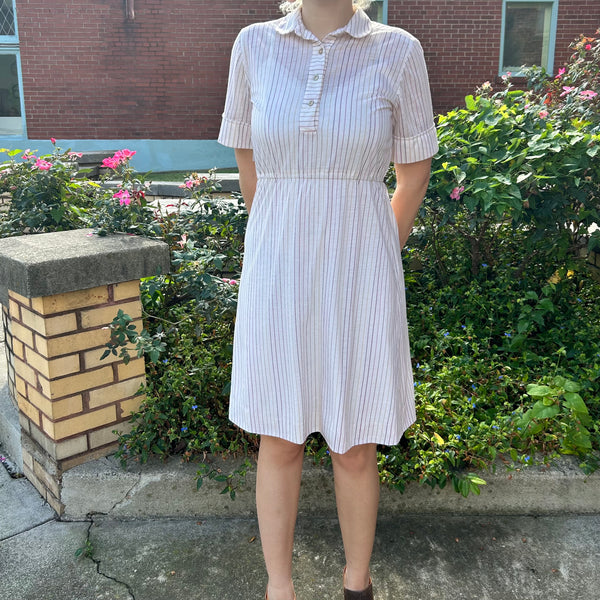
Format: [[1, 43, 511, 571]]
[[2, 437, 600, 600], [1, 452, 600, 600]]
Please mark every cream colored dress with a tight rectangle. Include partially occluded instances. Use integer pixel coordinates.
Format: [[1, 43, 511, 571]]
[[218, 8, 438, 453]]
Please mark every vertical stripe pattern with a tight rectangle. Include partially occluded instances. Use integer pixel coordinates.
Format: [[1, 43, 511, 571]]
[[218, 8, 438, 454]]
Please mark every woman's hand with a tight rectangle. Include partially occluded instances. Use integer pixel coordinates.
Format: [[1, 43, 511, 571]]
[[390, 158, 432, 249], [235, 148, 257, 214]]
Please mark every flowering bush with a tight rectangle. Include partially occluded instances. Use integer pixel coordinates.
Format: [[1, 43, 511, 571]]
[[0, 141, 93, 235], [525, 31, 600, 130], [87, 149, 156, 237]]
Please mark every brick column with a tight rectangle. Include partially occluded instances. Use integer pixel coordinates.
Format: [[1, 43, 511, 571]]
[[0, 229, 170, 514]]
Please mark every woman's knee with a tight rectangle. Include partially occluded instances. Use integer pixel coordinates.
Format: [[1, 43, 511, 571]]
[[259, 435, 305, 466], [330, 443, 377, 475]]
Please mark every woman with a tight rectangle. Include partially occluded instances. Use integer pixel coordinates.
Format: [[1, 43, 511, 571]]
[[218, 1, 438, 598]]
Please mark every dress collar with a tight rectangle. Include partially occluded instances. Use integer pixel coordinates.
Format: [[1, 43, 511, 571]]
[[275, 7, 372, 41]]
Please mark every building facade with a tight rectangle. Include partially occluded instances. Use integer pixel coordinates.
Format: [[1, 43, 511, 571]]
[[1, 0, 599, 171]]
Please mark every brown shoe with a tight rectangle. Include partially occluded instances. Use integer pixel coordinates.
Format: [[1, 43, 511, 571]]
[[343, 567, 374, 600]]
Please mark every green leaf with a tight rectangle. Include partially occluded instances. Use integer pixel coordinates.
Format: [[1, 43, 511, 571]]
[[530, 401, 560, 420], [563, 392, 588, 414], [465, 95, 476, 111], [467, 475, 487, 486], [564, 380, 581, 393], [526, 384, 554, 398]]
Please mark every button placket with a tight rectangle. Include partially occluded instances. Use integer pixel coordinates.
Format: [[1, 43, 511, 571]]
[[299, 42, 329, 133]]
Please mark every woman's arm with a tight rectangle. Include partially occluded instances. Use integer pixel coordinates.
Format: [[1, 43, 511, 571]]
[[234, 148, 257, 214], [389, 158, 432, 249]]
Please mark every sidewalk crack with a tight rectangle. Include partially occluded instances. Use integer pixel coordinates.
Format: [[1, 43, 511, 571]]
[[85, 516, 136, 600], [109, 471, 142, 513]]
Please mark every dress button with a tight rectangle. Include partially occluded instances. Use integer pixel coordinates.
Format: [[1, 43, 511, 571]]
[[308, 100, 314, 106], [313, 75, 319, 81], [318, 47, 324, 54]]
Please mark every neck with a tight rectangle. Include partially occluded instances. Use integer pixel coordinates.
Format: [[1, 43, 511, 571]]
[[300, 0, 356, 40]]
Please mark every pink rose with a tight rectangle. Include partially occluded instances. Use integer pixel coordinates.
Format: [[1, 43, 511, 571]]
[[50, 138, 56, 144], [34, 159, 52, 170], [585, 44, 592, 50], [113, 189, 132, 206], [450, 186, 465, 201], [102, 156, 119, 169], [539, 110, 549, 119]]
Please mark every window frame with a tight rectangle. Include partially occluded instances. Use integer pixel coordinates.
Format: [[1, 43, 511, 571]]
[[499, 0, 559, 77], [0, 0, 19, 44], [0, 0, 25, 137]]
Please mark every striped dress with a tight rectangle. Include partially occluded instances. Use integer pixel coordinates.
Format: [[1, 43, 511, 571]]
[[218, 8, 438, 453]]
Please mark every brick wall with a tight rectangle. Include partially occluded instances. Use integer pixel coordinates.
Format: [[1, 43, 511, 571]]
[[17, 0, 281, 140], [15, 0, 600, 138]]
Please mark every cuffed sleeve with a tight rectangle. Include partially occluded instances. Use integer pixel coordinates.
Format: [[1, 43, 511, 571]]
[[218, 31, 253, 149], [392, 40, 438, 164]]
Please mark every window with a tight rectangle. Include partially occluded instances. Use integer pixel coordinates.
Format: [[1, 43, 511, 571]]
[[500, 0, 559, 75], [365, 0, 388, 24], [0, 0, 23, 136], [0, 0, 17, 42]]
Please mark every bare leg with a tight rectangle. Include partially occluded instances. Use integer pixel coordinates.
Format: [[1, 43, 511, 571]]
[[330, 443, 379, 591], [256, 435, 304, 600]]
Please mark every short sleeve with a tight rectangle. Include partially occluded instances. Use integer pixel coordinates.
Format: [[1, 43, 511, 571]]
[[218, 31, 253, 149], [392, 40, 438, 164]]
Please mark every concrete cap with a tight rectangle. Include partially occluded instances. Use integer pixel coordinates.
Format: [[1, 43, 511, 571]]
[[0, 229, 171, 306]]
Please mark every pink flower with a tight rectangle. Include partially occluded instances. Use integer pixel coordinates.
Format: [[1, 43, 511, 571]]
[[555, 67, 566, 79], [21, 150, 36, 161], [102, 156, 120, 169], [580, 90, 598, 99], [113, 189, 131, 206], [450, 186, 465, 201], [50, 137, 56, 144], [33, 159, 52, 170], [68, 151, 83, 158], [177, 234, 188, 248], [114, 149, 136, 161], [585, 44, 592, 51], [539, 110, 549, 119], [560, 86, 576, 97]]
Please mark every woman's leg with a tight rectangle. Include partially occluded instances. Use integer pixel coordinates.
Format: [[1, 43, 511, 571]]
[[330, 443, 379, 591], [256, 435, 304, 600]]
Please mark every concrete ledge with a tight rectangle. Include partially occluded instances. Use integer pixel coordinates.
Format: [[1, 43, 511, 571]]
[[0, 229, 171, 306], [60, 453, 600, 521], [104, 175, 241, 198]]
